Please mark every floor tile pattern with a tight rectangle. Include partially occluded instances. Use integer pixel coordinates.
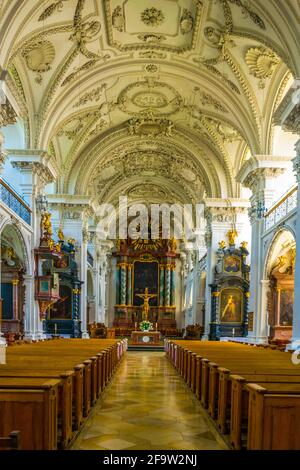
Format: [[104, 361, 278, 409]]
[[71, 352, 227, 450]]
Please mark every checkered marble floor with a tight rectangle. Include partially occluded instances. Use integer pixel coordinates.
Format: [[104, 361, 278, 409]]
[[71, 352, 228, 450]]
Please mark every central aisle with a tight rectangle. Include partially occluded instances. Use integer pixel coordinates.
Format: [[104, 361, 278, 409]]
[[71, 352, 227, 450]]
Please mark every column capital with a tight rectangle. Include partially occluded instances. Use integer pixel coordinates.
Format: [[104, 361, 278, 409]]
[[0, 99, 17, 127], [9, 149, 57, 185], [47, 194, 94, 220], [273, 78, 300, 134], [237, 155, 291, 192], [203, 198, 249, 225]]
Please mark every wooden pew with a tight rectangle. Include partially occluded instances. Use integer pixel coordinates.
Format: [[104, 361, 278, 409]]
[[167, 339, 300, 451], [246, 383, 300, 450], [0, 339, 125, 450], [230, 375, 300, 450], [0, 369, 73, 448], [0, 431, 21, 450], [0, 378, 60, 450]]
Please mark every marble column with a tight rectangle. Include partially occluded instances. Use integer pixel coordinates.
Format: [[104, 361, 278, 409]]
[[120, 263, 127, 306], [290, 142, 300, 348], [96, 252, 108, 324], [23, 274, 42, 340], [170, 265, 176, 307], [165, 265, 171, 307], [272, 80, 300, 349], [80, 232, 89, 338], [127, 265, 132, 306], [93, 259, 100, 323], [115, 263, 120, 305], [159, 265, 165, 306], [237, 157, 290, 343], [0, 259, 5, 345], [12, 278, 19, 320]]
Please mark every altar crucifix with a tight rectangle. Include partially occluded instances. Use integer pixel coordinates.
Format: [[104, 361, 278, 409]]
[[136, 287, 157, 320]]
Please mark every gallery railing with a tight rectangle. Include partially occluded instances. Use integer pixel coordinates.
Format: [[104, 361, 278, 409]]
[[0, 178, 31, 225], [264, 184, 297, 231]]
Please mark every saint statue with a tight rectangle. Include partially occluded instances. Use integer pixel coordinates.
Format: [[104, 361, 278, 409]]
[[58, 227, 64, 241], [136, 287, 157, 321], [41, 212, 53, 237], [227, 229, 238, 246]]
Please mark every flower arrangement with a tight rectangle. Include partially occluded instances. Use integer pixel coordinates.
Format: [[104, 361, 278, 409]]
[[139, 320, 153, 332]]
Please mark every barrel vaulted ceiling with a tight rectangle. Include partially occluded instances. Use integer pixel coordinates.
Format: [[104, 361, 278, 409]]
[[0, 0, 299, 207]]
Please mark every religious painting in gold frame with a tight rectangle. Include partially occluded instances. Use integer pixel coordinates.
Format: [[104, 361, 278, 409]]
[[132, 259, 159, 307], [220, 287, 243, 323], [223, 255, 241, 274]]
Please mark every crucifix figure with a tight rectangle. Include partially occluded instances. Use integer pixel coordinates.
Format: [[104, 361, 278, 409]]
[[136, 287, 157, 321]]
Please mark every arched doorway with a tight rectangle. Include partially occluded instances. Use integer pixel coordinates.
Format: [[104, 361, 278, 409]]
[[0, 224, 27, 340], [265, 229, 295, 345]]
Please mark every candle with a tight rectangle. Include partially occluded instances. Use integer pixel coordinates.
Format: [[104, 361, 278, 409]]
[[155, 322, 158, 331], [135, 322, 137, 331], [54, 323, 57, 335], [232, 327, 235, 337]]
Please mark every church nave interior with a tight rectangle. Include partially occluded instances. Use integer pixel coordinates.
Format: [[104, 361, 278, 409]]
[[0, 0, 300, 454]]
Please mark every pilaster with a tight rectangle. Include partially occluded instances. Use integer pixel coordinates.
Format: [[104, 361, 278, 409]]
[[237, 155, 291, 343], [290, 141, 300, 348]]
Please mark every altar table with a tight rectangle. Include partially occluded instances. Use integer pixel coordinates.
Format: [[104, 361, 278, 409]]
[[131, 331, 161, 345]]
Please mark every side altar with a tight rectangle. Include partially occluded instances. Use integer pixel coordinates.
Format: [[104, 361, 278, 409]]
[[209, 230, 250, 340]]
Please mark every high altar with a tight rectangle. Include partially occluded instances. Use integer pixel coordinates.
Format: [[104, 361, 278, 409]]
[[113, 235, 179, 332]]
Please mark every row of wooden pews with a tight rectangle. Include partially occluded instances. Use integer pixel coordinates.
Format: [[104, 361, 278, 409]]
[[0, 338, 127, 450], [165, 340, 300, 450]]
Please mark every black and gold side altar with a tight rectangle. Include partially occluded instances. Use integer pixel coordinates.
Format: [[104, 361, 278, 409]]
[[113, 234, 179, 332], [43, 228, 83, 337], [209, 230, 250, 340]]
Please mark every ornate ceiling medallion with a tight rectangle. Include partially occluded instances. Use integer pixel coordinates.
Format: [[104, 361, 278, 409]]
[[21, 40, 55, 84], [104, 0, 202, 52], [118, 80, 182, 116], [145, 64, 158, 73], [245, 47, 280, 88], [127, 116, 174, 137], [141, 7, 165, 27]]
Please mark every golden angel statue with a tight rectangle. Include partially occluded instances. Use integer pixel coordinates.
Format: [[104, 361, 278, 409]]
[[58, 227, 64, 241]]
